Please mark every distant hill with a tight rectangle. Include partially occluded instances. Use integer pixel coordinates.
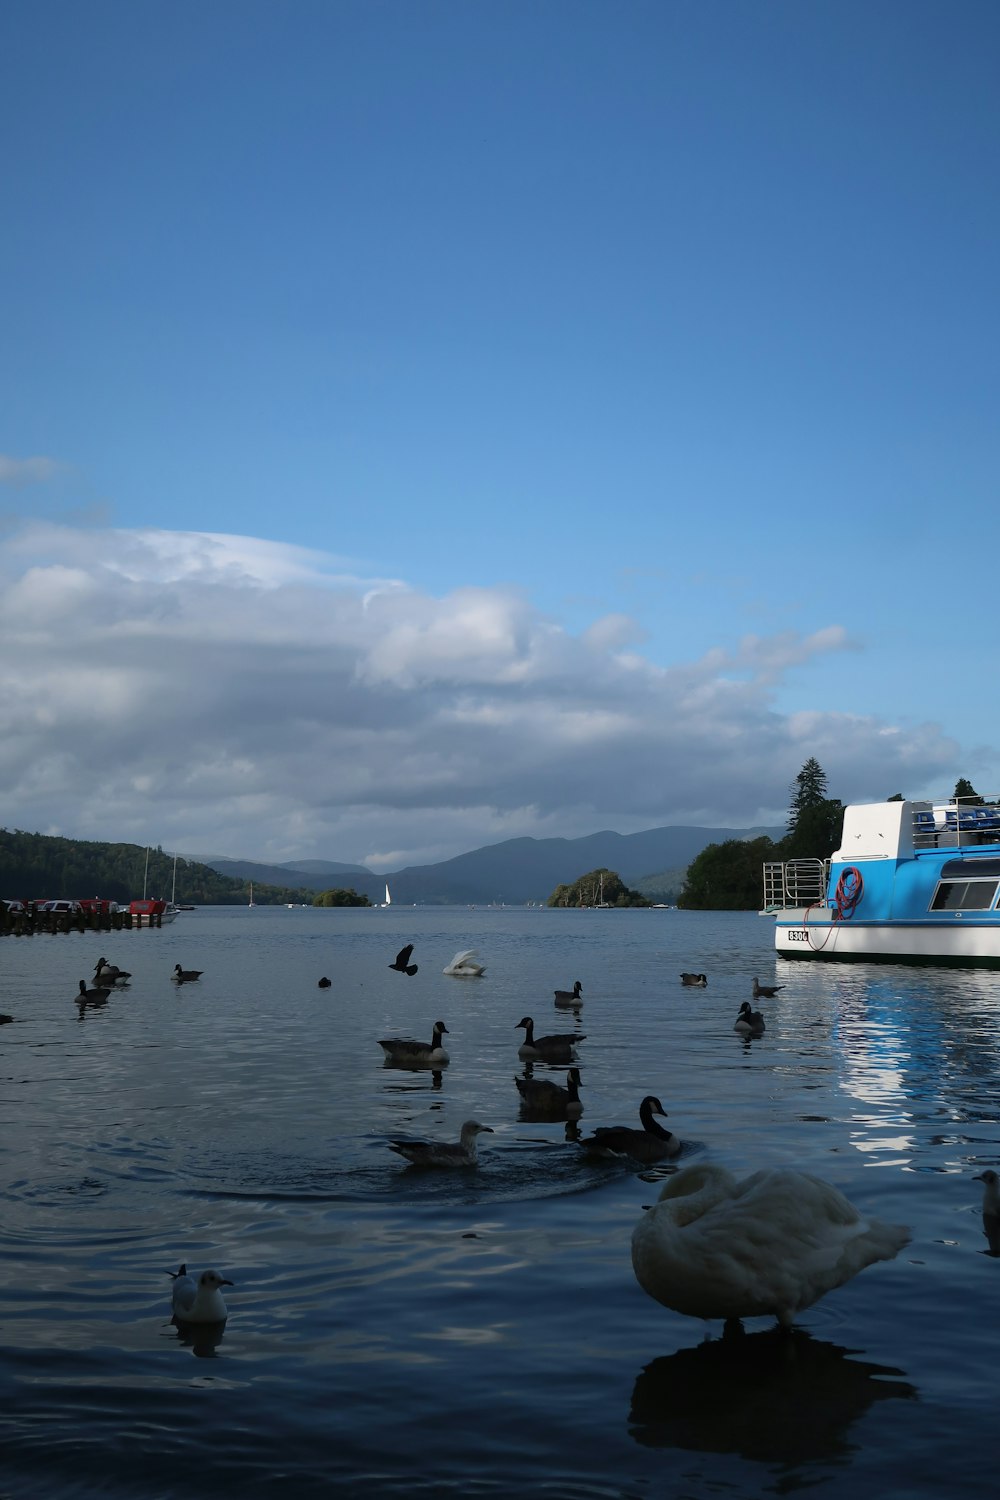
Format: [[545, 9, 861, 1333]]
[[198, 825, 780, 905]]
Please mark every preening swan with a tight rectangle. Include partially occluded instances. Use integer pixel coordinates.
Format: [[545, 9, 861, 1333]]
[[680, 973, 707, 987], [631, 1163, 910, 1328], [973, 1168, 1000, 1255], [515, 1067, 583, 1119], [515, 1016, 586, 1060], [554, 981, 583, 1005], [580, 1094, 680, 1162], [734, 1002, 765, 1035], [168, 1264, 233, 1323], [388, 1120, 493, 1167], [379, 1020, 450, 1065], [443, 949, 486, 977]]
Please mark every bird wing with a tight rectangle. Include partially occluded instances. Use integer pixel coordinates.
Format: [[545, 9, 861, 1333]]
[[395, 944, 414, 966]]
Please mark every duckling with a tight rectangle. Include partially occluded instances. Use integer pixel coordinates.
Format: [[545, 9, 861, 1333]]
[[631, 1163, 910, 1327], [388, 1120, 493, 1168], [515, 1016, 586, 1061], [378, 1020, 450, 1066], [752, 977, 784, 999], [734, 1001, 766, 1035], [514, 1067, 583, 1120], [172, 965, 204, 982], [580, 1094, 680, 1162], [680, 973, 708, 987], [168, 1264, 234, 1323], [553, 981, 583, 1005]]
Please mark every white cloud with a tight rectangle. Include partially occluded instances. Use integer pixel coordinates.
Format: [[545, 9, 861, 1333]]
[[0, 454, 65, 486], [0, 522, 960, 865]]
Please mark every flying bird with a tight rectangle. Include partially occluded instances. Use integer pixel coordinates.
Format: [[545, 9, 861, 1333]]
[[389, 944, 418, 975], [580, 1095, 680, 1162], [168, 1264, 234, 1323], [631, 1163, 910, 1328], [388, 1120, 493, 1168]]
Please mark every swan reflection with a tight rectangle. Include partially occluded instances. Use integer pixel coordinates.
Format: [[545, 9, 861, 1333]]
[[629, 1327, 916, 1462]]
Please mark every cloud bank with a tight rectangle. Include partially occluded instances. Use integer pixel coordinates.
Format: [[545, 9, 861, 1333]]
[[0, 523, 958, 868]]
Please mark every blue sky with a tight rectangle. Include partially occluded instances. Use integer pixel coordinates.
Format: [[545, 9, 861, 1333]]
[[1, 1, 998, 868]]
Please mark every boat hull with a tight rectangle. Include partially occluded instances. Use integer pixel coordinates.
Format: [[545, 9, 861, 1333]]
[[775, 911, 1000, 968]]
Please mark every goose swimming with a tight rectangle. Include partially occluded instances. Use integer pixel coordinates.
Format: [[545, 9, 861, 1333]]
[[515, 1016, 586, 1060], [378, 1020, 450, 1066], [515, 1067, 583, 1120], [94, 958, 131, 985], [580, 1094, 680, 1161], [734, 1001, 766, 1035], [172, 965, 203, 982], [680, 973, 708, 987], [752, 978, 784, 999], [973, 1168, 1000, 1255], [388, 1120, 493, 1168], [553, 981, 583, 1006], [168, 1264, 234, 1323], [631, 1162, 910, 1328], [443, 949, 486, 977], [318, 977, 332, 989], [77, 979, 111, 1002]]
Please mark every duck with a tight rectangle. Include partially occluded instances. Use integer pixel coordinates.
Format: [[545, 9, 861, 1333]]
[[734, 1001, 766, 1035], [77, 979, 111, 1002], [389, 943, 418, 976], [631, 1162, 910, 1328], [0, 1014, 13, 1024], [443, 949, 486, 977], [172, 965, 203, 982], [94, 959, 131, 985], [973, 1168, 1000, 1255], [388, 1120, 493, 1168], [515, 1016, 586, 1061], [168, 1264, 234, 1323], [318, 977, 332, 989], [515, 1067, 583, 1120], [553, 981, 583, 1006], [680, 973, 708, 987], [580, 1094, 680, 1162], [753, 978, 784, 999], [378, 1020, 450, 1066]]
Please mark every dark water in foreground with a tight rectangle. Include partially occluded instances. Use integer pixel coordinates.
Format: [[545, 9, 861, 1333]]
[[2, 905, 999, 1497]]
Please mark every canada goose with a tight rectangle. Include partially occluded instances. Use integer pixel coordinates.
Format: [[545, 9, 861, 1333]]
[[631, 1162, 910, 1327], [515, 1067, 583, 1120], [378, 1021, 450, 1066], [388, 1120, 493, 1168], [580, 1094, 680, 1162], [443, 949, 486, 977], [389, 943, 418, 975], [94, 958, 131, 985], [318, 977, 332, 988], [753, 978, 785, 999], [515, 1016, 586, 1060], [973, 1169, 1000, 1255], [172, 965, 203, 982], [77, 979, 111, 1002], [680, 973, 708, 987], [553, 981, 583, 1005], [168, 1264, 234, 1323], [734, 1001, 766, 1035]]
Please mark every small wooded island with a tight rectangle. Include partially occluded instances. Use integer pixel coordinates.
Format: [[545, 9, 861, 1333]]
[[547, 867, 650, 908]]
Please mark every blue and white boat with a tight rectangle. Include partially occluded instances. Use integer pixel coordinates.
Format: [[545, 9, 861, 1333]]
[[763, 796, 1000, 967]]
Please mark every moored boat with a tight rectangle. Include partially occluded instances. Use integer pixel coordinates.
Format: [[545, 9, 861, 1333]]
[[763, 796, 1000, 967]]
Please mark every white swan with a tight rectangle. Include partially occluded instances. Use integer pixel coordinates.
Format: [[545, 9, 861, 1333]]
[[378, 1020, 450, 1065], [168, 1264, 233, 1323], [580, 1094, 680, 1162], [443, 949, 486, 977], [632, 1163, 910, 1327], [388, 1120, 493, 1167]]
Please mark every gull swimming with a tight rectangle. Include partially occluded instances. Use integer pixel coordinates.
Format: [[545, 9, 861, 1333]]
[[388, 1120, 493, 1168], [631, 1162, 910, 1328], [168, 1264, 234, 1323], [752, 978, 784, 999]]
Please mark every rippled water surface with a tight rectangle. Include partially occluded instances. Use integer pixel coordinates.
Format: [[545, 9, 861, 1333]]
[[3, 906, 1000, 1497]]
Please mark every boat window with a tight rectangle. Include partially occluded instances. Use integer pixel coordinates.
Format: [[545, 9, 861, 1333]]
[[931, 880, 1000, 912]]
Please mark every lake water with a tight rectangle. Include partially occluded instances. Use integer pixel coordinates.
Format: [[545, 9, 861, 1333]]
[[2, 904, 999, 1498]]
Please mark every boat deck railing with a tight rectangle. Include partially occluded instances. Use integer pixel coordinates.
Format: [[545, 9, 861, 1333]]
[[912, 797, 1000, 849], [761, 858, 829, 912]]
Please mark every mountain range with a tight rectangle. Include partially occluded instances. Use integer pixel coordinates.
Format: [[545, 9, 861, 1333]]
[[199, 824, 782, 905]]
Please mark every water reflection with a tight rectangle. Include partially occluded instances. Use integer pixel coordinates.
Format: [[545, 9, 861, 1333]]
[[170, 1317, 228, 1359], [629, 1327, 917, 1462], [381, 1060, 445, 1090]]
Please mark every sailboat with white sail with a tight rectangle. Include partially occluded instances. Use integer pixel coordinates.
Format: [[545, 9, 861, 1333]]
[[249, 882, 256, 908], [381, 883, 391, 908]]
